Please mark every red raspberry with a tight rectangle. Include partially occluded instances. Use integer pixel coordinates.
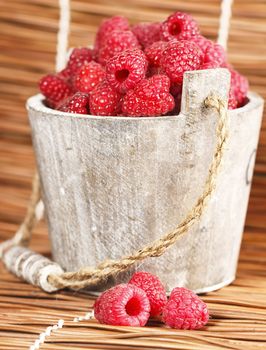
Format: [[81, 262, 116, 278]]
[[39, 74, 72, 105], [74, 61, 105, 93], [191, 36, 226, 68], [191, 35, 213, 54], [170, 83, 183, 115], [131, 22, 161, 48], [161, 40, 202, 83], [66, 47, 93, 76], [129, 272, 167, 317], [161, 12, 199, 41], [162, 287, 209, 330], [228, 89, 238, 110], [121, 74, 174, 117], [57, 67, 72, 81], [204, 43, 226, 67], [106, 49, 148, 94], [98, 30, 140, 65], [94, 283, 150, 326], [200, 61, 220, 70], [229, 68, 249, 107], [57, 92, 89, 114], [94, 16, 129, 53], [144, 41, 168, 67], [90, 80, 121, 116]]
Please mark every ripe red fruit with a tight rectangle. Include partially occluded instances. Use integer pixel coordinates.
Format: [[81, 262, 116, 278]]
[[204, 43, 226, 67], [161, 11, 199, 41], [121, 74, 174, 117], [131, 22, 161, 48], [129, 272, 167, 317], [66, 47, 93, 76], [229, 68, 249, 107], [98, 30, 140, 65], [90, 80, 121, 116], [160, 40, 202, 83], [39, 74, 72, 105], [94, 16, 129, 53], [106, 49, 148, 94], [74, 61, 105, 93], [57, 92, 90, 114], [94, 283, 150, 326], [228, 89, 238, 110], [144, 41, 168, 67], [162, 287, 209, 330]]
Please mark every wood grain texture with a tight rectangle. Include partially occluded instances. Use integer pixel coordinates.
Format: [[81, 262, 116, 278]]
[[26, 69, 263, 293], [0, 1, 265, 349]]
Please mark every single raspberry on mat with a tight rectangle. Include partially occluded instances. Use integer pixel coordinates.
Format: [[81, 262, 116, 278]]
[[106, 49, 148, 93], [66, 47, 93, 76], [39, 74, 73, 104], [160, 40, 202, 83], [229, 68, 249, 107], [57, 92, 90, 114], [161, 11, 199, 41], [144, 41, 168, 67], [74, 61, 105, 93], [94, 16, 129, 53], [94, 283, 150, 326], [90, 80, 121, 116], [131, 22, 161, 48], [162, 287, 209, 330], [98, 30, 140, 65], [129, 272, 167, 317], [121, 74, 174, 117]]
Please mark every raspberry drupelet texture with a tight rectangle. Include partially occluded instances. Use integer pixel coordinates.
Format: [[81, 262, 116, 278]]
[[161, 40, 202, 83], [89, 80, 121, 116], [94, 283, 150, 326], [74, 61, 105, 93], [98, 30, 141, 65], [229, 68, 249, 107], [122, 74, 174, 117], [66, 47, 93, 76], [57, 92, 90, 114], [204, 43, 226, 67], [144, 41, 168, 67], [228, 89, 238, 110], [94, 16, 129, 54], [106, 49, 148, 94], [162, 287, 209, 330], [129, 272, 167, 317], [39, 74, 73, 105], [131, 22, 161, 48], [161, 11, 199, 42]]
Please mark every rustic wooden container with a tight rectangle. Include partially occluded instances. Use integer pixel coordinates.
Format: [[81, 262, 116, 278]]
[[27, 69, 264, 293]]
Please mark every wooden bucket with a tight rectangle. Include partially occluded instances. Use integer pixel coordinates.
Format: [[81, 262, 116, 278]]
[[27, 69, 264, 293]]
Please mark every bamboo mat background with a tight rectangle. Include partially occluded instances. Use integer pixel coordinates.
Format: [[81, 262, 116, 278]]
[[0, 1, 265, 349]]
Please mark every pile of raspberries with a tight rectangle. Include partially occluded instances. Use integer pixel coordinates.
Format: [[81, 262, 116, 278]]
[[39, 12, 249, 117], [94, 271, 209, 329]]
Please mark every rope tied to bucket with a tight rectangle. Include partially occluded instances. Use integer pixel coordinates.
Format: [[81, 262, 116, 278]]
[[0, 0, 233, 292], [46, 95, 228, 290]]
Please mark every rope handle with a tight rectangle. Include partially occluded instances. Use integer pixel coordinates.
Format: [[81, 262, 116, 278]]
[[0, 0, 233, 291]]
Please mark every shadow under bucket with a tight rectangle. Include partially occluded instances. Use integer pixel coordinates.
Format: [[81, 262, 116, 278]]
[[27, 69, 264, 293]]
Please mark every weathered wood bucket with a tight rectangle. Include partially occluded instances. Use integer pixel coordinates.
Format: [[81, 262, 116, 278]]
[[27, 69, 264, 293]]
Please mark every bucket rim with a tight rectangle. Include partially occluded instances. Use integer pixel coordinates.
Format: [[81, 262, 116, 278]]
[[26, 91, 263, 122]]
